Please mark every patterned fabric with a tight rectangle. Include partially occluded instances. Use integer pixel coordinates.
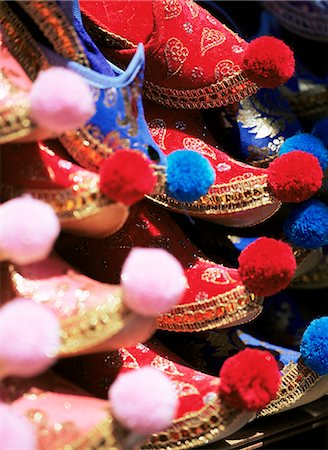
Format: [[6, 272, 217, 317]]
[[81, 0, 259, 109], [58, 340, 252, 449], [145, 100, 280, 225], [57, 200, 263, 333], [1, 372, 117, 449], [1, 140, 129, 236]]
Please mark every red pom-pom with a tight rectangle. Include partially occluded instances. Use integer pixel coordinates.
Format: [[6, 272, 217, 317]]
[[238, 237, 296, 296], [219, 348, 281, 411], [242, 36, 295, 88], [99, 150, 156, 206], [268, 151, 323, 203]]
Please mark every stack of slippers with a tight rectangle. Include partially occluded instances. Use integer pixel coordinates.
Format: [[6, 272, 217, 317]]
[[0, 0, 327, 448]]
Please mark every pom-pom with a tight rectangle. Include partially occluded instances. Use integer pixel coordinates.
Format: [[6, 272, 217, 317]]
[[283, 200, 328, 249], [242, 36, 295, 88], [238, 237, 296, 296], [268, 151, 323, 203], [219, 348, 281, 410], [0, 299, 60, 378], [279, 134, 328, 171], [0, 196, 60, 265], [109, 367, 178, 434], [312, 118, 328, 148], [166, 150, 215, 202], [30, 67, 95, 133], [99, 150, 156, 206], [121, 247, 186, 316], [300, 317, 328, 376], [0, 404, 37, 449]]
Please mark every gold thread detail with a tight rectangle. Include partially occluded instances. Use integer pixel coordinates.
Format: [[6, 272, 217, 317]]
[[156, 286, 263, 332], [19, 1, 89, 67], [258, 359, 321, 417]]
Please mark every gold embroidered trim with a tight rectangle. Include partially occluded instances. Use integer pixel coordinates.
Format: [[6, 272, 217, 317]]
[[0, 74, 34, 144], [257, 359, 321, 417], [143, 75, 258, 110], [148, 174, 276, 216], [83, 14, 137, 50], [82, 13, 258, 109], [59, 290, 127, 356], [1, 179, 111, 222], [19, 1, 90, 67], [59, 415, 119, 449], [0, 2, 49, 81], [157, 286, 262, 332], [143, 399, 240, 450]]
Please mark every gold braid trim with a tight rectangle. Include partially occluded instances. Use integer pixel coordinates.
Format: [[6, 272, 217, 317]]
[[1, 179, 111, 223], [63, 415, 120, 450], [0, 74, 34, 144], [83, 13, 137, 50], [142, 76, 259, 110], [59, 290, 127, 356], [19, 1, 90, 67], [0, 2, 49, 81], [257, 359, 321, 417], [148, 174, 276, 216], [83, 11, 259, 110], [157, 287, 262, 332], [143, 400, 245, 450]]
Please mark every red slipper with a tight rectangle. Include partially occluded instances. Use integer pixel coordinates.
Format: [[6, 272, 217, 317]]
[[81, 0, 295, 109], [58, 339, 281, 449], [1, 140, 130, 237], [144, 100, 323, 226], [57, 200, 298, 333]]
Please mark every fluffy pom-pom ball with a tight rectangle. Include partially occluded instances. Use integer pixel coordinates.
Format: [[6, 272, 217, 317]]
[[219, 348, 281, 411], [167, 150, 215, 202], [99, 150, 156, 206], [30, 67, 95, 133], [0, 196, 60, 265], [242, 36, 295, 88], [0, 404, 37, 449], [238, 237, 296, 297], [313, 118, 328, 148], [121, 247, 186, 316], [0, 299, 60, 378], [283, 200, 328, 249], [279, 134, 328, 171], [109, 367, 178, 434], [300, 317, 328, 376], [268, 151, 323, 202]]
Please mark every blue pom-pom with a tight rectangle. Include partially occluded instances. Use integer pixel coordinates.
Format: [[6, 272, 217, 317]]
[[300, 317, 328, 375], [313, 118, 328, 148], [166, 150, 215, 202], [283, 200, 328, 249], [279, 134, 328, 171]]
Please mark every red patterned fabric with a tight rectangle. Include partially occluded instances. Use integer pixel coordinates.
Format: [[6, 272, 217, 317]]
[[145, 100, 280, 226], [81, 0, 259, 108], [58, 200, 262, 332]]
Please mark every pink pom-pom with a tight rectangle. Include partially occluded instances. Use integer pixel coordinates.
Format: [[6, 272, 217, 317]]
[[0, 299, 60, 378], [0, 196, 60, 265], [0, 403, 37, 449], [121, 247, 186, 316], [30, 67, 95, 133], [109, 367, 178, 434]]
